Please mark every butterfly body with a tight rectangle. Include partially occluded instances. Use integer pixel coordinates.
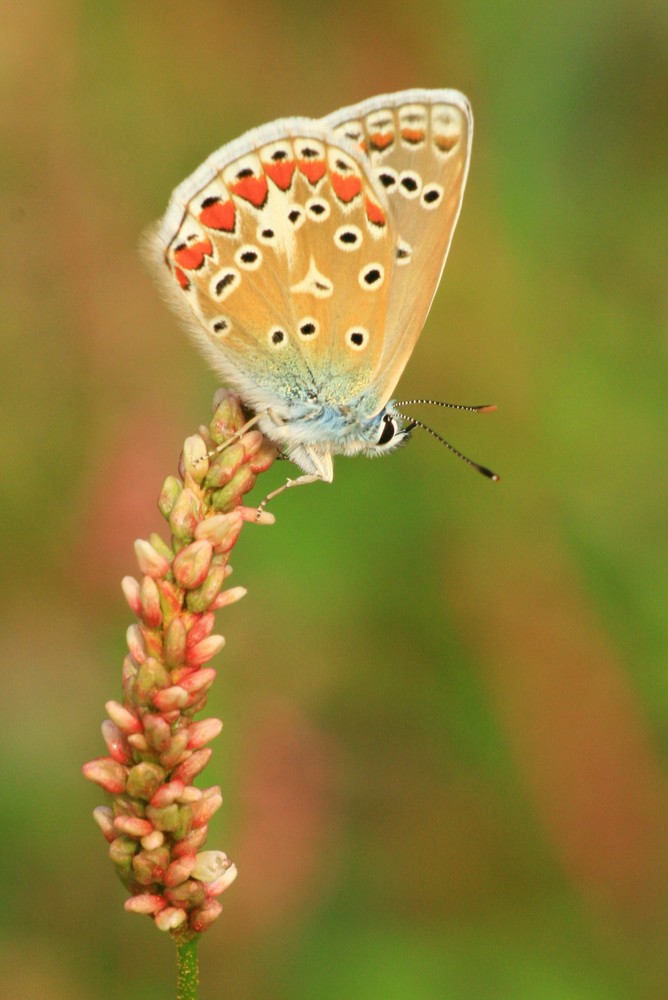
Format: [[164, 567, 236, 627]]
[[147, 89, 473, 490]]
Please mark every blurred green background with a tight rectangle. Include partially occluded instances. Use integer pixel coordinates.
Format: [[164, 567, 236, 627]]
[[2, 1, 667, 997]]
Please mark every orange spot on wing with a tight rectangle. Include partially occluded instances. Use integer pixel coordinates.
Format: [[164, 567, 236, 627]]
[[331, 171, 362, 203], [435, 134, 458, 152], [365, 197, 386, 227], [175, 266, 190, 290], [263, 159, 296, 191], [298, 158, 326, 184], [229, 174, 268, 207], [199, 199, 236, 232], [174, 239, 213, 271], [401, 127, 425, 144], [369, 131, 393, 151]]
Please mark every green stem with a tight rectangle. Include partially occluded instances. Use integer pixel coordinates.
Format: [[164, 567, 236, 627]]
[[175, 934, 199, 1000]]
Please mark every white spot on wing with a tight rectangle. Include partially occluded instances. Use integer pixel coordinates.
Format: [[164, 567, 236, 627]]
[[290, 257, 333, 299]]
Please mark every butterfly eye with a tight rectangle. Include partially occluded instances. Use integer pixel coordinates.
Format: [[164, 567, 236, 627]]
[[377, 414, 398, 446]]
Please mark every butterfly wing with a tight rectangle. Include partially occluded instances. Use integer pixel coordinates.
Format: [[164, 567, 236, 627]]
[[323, 89, 473, 412], [145, 118, 397, 418]]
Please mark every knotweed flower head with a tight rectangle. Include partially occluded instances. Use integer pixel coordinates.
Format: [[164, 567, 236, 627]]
[[83, 390, 277, 941]]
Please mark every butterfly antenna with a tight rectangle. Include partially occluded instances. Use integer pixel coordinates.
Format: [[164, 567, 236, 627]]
[[399, 398, 497, 414], [398, 412, 500, 482]]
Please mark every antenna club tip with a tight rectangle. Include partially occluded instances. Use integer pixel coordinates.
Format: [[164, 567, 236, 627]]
[[478, 405, 497, 413], [479, 467, 501, 482]]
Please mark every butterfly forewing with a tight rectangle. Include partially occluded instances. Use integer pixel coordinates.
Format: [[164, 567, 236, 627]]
[[323, 89, 472, 411], [150, 121, 396, 411]]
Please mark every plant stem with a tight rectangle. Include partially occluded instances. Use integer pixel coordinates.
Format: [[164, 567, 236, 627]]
[[176, 934, 199, 1000]]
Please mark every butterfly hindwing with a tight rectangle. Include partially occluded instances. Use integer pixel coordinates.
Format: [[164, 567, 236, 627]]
[[323, 89, 473, 411]]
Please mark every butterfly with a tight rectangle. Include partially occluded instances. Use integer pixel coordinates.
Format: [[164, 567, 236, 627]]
[[146, 88, 497, 503]]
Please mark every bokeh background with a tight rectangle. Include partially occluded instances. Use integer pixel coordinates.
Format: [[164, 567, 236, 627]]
[[2, 2, 667, 997]]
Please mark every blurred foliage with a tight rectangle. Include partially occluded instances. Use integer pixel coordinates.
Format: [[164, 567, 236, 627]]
[[1, 1, 667, 997]]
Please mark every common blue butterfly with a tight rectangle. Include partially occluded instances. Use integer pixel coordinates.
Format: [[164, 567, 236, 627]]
[[146, 89, 496, 502]]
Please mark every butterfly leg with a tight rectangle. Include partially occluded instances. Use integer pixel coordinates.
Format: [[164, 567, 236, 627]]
[[255, 474, 324, 518], [255, 447, 333, 519]]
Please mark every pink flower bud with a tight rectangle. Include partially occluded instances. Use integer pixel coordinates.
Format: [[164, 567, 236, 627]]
[[210, 390, 246, 439], [204, 442, 246, 488], [132, 845, 170, 883], [149, 779, 186, 808], [134, 658, 170, 704], [239, 429, 265, 458], [171, 826, 208, 858], [139, 622, 164, 659], [173, 540, 213, 590], [249, 440, 278, 474], [182, 434, 209, 483], [149, 533, 174, 563], [156, 578, 184, 616], [179, 785, 203, 803], [139, 575, 162, 627], [134, 539, 170, 578], [113, 815, 154, 838], [92, 806, 115, 842], [185, 612, 215, 649], [179, 668, 217, 695], [142, 713, 172, 753], [154, 906, 187, 932], [101, 720, 133, 764], [238, 506, 276, 525], [164, 617, 187, 667], [145, 803, 181, 833], [194, 511, 243, 553], [185, 562, 227, 613], [127, 733, 148, 753], [158, 729, 189, 770], [186, 635, 225, 667], [126, 624, 147, 663], [189, 900, 223, 933], [165, 880, 206, 907], [151, 685, 189, 712], [109, 836, 138, 874], [191, 787, 223, 827], [83, 757, 127, 794], [124, 894, 167, 915], [172, 749, 212, 785], [211, 465, 256, 511], [169, 487, 202, 543], [209, 585, 247, 610], [105, 700, 142, 735], [187, 718, 223, 749], [121, 575, 142, 616], [141, 830, 165, 851], [125, 761, 165, 801], [158, 475, 182, 519], [164, 853, 197, 887]]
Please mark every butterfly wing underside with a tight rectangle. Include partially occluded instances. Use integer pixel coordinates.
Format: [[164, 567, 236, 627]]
[[146, 119, 400, 416], [323, 89, 473, 412]]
